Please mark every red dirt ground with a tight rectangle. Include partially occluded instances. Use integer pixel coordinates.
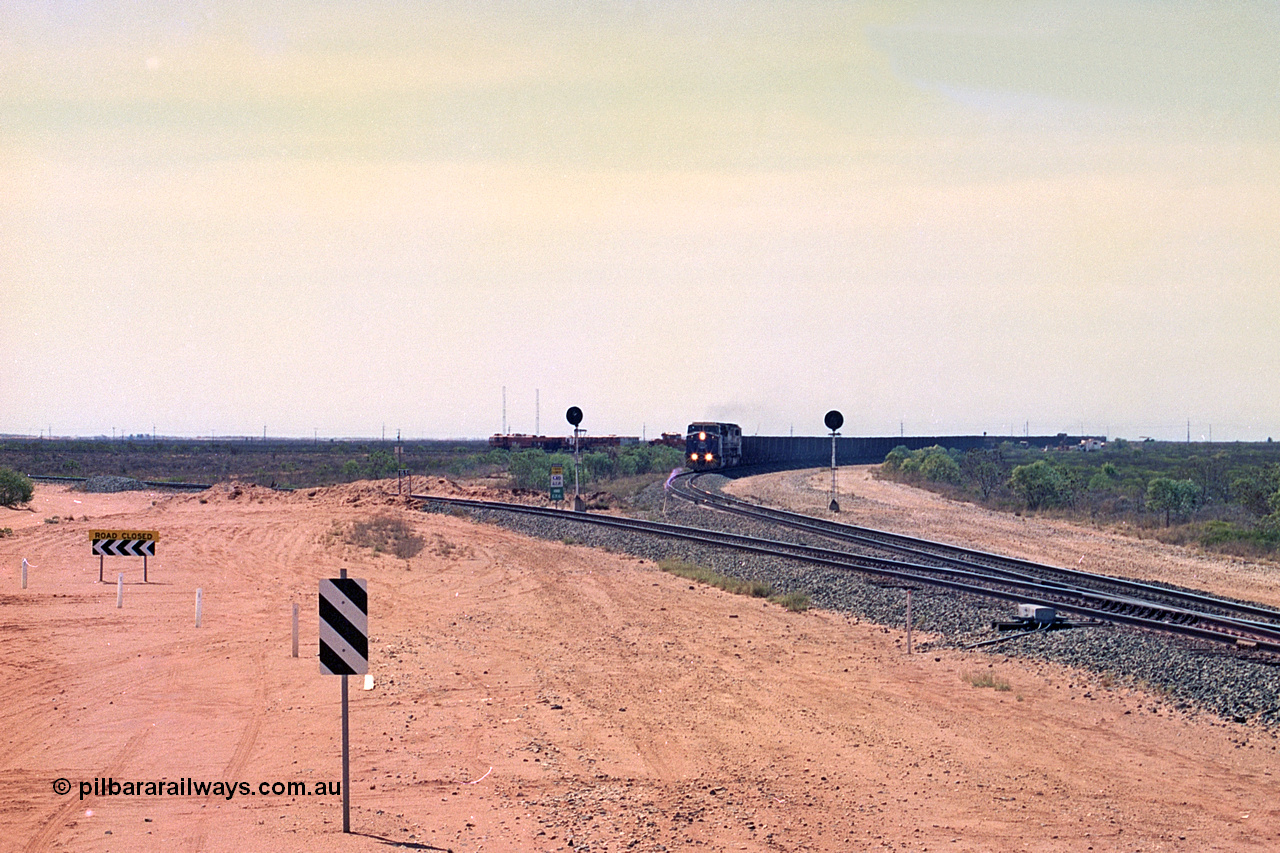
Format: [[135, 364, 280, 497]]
[[2, 474, 1278, 852]]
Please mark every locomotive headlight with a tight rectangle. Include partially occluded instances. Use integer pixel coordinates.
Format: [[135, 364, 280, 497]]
[[690, 453, 698, 462], [704, 453, 714, 462], [698, 432, 706, 441]]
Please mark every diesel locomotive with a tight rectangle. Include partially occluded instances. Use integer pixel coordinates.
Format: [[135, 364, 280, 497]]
[[684, 422, 743, 470]]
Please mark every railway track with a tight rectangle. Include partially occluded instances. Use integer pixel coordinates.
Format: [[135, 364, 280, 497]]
[[416, 479, 1280, 656], [671, 472, 1280, 631]]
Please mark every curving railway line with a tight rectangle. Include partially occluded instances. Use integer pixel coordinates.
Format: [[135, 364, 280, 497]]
[[415, 471, 1280, 657]]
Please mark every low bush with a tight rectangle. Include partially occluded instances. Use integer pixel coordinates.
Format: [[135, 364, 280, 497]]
[[346, 513, 425, 559], [962, 670, 1011, 691], [658, 559, 773, 598], [0, 468, 34, 508], [769, 590, 811, 612]]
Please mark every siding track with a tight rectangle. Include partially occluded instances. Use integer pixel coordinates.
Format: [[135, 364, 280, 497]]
[[417, 472, 1280, 657]]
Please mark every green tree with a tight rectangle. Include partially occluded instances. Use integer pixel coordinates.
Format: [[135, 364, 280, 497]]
[[0, 468, 34, 507], [1087, 462, 1120, 493], [917, 448, 961, 484], [367, 450, 399, 479], [961, 450, 1005, 499], [1008, 460, 1066, 510], [1233, 464, 1280, 517], [882, 446, 911, 473], [1146, 477, 1200, 526]]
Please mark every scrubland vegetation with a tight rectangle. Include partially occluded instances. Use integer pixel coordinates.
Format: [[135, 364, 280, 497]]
[[879, 440, 1280, 559], [0, 438, 685, 496]]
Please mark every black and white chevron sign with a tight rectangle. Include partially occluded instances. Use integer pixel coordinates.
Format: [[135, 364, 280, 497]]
[[91, 538, 156, 557], [319, 578, 368, 676]]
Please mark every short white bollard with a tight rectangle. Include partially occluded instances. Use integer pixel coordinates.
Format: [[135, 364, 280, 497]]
[[195, 588, 203, 627], [21, 558, 28, 589], [116, 573, 124, 608]]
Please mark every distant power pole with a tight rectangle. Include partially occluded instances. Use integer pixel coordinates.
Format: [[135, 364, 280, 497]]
[[502, 386, 507, 435], [536, 389, 540, 436]]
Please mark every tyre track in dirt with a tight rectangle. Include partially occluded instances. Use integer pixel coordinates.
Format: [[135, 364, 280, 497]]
[[22, 729, 151, 853]]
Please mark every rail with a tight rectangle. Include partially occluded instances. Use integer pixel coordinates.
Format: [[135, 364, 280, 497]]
[[414, 488, 1280, 655]]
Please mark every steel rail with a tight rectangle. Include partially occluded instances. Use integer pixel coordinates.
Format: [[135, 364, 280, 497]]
[[414, 492, 1280, 654], [672, 472, 1280, 630]]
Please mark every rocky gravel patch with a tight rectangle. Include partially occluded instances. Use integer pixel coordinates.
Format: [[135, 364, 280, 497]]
[[423, 476, 1280, 726], [80, 475, 150, 492]]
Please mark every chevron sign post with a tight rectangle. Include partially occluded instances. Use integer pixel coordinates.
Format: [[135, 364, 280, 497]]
[[319, 577, 368, 676], [319, 573, 368, 834], [91, 530, 159, 582]]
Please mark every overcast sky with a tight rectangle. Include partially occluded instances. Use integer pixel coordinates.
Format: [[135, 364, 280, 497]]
[[4, 1, 1278, 441]]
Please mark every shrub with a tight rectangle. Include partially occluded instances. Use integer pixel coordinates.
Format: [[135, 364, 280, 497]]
[[770, 590, 811, 612], [962, 671, 1012, 691], [1146, 477, 1200, 526], [346, 513, 425, 558], [882, 445, 911, 472], [1008, 460, 1068, 510], [884, 445, 961, 484], [367, 450, 399, 479], [0, 468, 34, 508], [917, 449, 961, 484]]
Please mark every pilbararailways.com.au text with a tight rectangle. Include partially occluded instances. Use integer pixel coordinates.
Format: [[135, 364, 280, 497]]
[[61, 777, 340, 801]]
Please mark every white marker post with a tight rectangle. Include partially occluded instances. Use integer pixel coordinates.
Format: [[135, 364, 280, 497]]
[[292, 603, 299, 658], [116, 573, 124, 608], [21, 558, 28, 589], [195, 589, 203, 627]]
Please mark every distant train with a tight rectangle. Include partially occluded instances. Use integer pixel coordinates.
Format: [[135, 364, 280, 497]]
[[684, 423, 1108, 471], [488, 432, 685, 452], [685, 422, 743, 470]]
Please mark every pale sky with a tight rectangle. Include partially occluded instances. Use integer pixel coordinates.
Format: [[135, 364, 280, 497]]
[[4, 1, 1278, 441]]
